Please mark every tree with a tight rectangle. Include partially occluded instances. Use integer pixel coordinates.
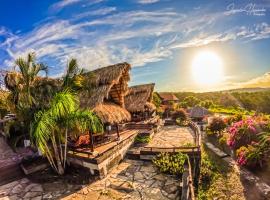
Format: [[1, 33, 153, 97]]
[[4, 53, 49, 141], [153, 92, 162, 108], [199, 100, 214, 109], [13, 52, 48, 106], [183, 96, 200, 107], [172, 109, 187, 122], [31, 90, 103, 175]]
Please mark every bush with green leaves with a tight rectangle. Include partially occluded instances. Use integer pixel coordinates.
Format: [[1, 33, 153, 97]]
[[152, 152, 187, 175], [135, 135, 150, 143]]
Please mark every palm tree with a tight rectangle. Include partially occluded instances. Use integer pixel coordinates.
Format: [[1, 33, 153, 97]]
[[31, 90, 103, 175], [14, 52, 48, 107]]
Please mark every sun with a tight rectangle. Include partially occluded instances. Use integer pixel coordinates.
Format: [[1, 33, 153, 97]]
[[192, 51, 224, 85]]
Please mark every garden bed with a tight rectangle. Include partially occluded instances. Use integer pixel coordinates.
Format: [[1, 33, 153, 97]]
[[27, 164, 98, 185]]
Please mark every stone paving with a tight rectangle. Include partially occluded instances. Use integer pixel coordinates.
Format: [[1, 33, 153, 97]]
[[0, 178, 43, 200], [0, 137, 22, 169], [0, 159, 180, 200], [63, 159, 181, 200], [146, 126, 195, 148]]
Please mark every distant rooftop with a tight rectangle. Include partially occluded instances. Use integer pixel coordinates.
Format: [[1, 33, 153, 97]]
[[158, 92, 179, 101]]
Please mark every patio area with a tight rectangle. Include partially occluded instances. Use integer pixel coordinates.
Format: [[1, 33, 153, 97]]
[[146, 125, 195, 148]]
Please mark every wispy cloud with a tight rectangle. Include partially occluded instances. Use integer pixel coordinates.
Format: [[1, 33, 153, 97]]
[[74, 7, 117, 19], [1, 4, 270, 76], [50, 0, 82, 12], [137, 0, 160, 4], [240, 72, 270, 88]]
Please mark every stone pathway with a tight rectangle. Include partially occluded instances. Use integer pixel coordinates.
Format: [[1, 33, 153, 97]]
[[63, 159, 181, 200], [0, 178, 43, 200], [146, 126, 195, 148], [0, 137, 22, 169]]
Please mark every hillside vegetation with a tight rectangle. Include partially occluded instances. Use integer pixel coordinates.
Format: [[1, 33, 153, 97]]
[[174, 90, 270, 114]]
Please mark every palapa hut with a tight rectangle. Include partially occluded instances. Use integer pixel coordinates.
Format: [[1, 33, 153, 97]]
[[77, 63, 132, 149], [80, 62, 131, 124], [189, 105, 209, 121], [124, 83, 156, 121]]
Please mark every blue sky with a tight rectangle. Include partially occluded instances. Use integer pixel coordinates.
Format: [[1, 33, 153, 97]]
[[0, 0, 270, 91]]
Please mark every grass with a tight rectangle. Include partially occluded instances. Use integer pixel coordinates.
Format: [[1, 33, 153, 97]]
[[198, 145, 246, 200]]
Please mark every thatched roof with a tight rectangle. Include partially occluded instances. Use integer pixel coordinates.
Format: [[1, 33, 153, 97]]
[[79, 62, 131, 124], [93, 103, 131, 124], [80, 62, 131, 108], [125, 83, 156, 113], [158, 92, 179, 101], [190, 106, 209, 118]]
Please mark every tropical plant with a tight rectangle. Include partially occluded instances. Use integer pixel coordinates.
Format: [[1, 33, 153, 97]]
[[153, 152, 187, 175], [31, 90, 103, 175], [10, 52, 48, 107], [236, 143, 265, 167], [227, 118, 258, 149]]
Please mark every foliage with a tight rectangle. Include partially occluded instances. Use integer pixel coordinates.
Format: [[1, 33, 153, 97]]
[[152, 92, 162, 108], [200, 150, 218, 184], [199, 100, 214, 109], [207, 117, 226, 135], [227, 118, 258, 149], [171, 109, 187, 122], [224, 114, 243, 125], [135, 135, 150, 143], [183, 96, 200, 107], [31, 90, 103, 175], [182, 142, 194, 147], [0, 90, 10, 118], [236, 143, 265, 167], [152, 152, 187, 175]]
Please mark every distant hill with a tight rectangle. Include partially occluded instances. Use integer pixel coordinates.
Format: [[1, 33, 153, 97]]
[[221, 87, 270, 93], [173, 89, 270, 114]]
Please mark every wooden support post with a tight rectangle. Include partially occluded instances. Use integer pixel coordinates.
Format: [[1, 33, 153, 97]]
[[116, 124, 120, 140], [89, 131, 94, 152]]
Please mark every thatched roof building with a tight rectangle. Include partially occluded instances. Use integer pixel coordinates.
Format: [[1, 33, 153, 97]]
[[189, 106, 209, 119], [158, 92, 179, 104], [124, 83, 156, 113], [5, 63, 132, 124], [80, 62, 131, 124]]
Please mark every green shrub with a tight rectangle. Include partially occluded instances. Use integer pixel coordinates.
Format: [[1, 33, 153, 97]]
[[152, 152, 187, 175], [135, 135, 150, 143]]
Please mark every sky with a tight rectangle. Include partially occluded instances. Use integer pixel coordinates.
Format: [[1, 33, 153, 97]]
[[0, 0, 270, 92]]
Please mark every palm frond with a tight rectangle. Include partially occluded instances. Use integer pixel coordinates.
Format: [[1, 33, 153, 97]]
[[49, 90, 78, 120], [67, 110, 104, 134]]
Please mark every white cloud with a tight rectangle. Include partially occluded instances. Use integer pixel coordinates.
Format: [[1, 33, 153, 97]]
[[137, 0, 159, 4], [50, 0, 82, 12], [74, 7, 117, 19], [2, 6, 270, 77]]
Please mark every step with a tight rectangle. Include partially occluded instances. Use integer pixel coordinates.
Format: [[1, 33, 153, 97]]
[[0, 164, 24, 186]]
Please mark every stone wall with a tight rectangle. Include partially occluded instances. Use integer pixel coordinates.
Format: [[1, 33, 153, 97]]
[[68, 133, 137, 178]]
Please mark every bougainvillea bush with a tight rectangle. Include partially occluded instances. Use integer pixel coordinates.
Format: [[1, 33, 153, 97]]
[[227, 118, 258, 149], [227, 117, 269, 167]]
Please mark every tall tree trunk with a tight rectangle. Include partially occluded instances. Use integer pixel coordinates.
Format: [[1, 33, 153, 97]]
[[52, 131, 64, 175], [63, 128, 68, 169]]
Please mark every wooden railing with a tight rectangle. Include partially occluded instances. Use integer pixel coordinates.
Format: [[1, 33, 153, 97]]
[[188, 121, 201, 146]]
